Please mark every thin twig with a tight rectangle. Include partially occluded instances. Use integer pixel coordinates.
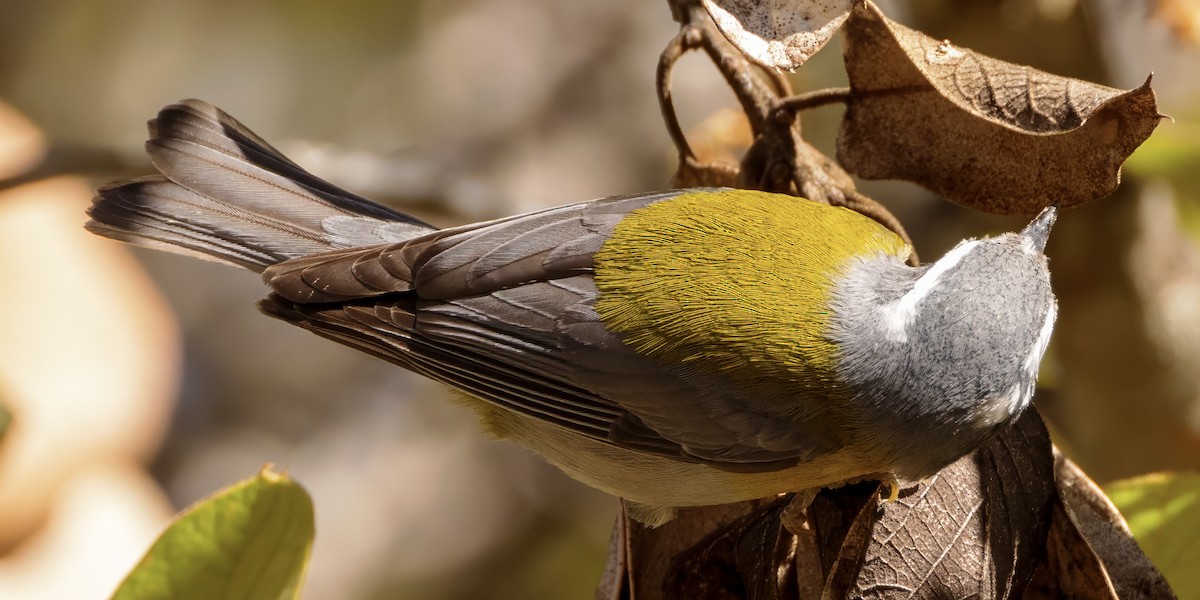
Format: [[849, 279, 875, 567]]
[[657, 28, 697, 162], [657, 0, 913, 253], [760, 65, 794, 98], [843, 190, 919, 265], [684, 3, 779, 134], [777, 87, 852, 113]]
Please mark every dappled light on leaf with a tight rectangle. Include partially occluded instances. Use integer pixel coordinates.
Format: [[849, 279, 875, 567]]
[[702, 0, 853, 71], [1106, 472, 1200, 599], [1029, 454, 1178, 599], [838, 0, 1162, 214]]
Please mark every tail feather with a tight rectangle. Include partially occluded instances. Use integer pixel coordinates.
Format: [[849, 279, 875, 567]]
[[88, 176, 329, 270], [87, 99, 437, 272]]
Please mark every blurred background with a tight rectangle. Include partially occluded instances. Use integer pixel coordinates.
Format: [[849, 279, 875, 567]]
[[0, 0, 1197, 598]]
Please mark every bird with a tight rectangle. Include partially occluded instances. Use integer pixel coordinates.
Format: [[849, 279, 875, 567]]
[[86, 99, 1058, 526]]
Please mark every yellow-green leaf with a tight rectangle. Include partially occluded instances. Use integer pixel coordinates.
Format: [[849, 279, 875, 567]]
[[1106, 472, 1200, 599], [112, 466, 314, 600]]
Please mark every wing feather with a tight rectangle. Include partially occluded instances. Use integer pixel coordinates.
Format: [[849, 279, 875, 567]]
[[260, 188, 844, 469]]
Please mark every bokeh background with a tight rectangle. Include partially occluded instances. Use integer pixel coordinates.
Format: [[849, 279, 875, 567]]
[[0, 0, 1197, 598]]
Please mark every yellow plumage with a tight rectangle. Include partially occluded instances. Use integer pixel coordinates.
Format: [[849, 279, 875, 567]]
[[595, 189, 910, 395]]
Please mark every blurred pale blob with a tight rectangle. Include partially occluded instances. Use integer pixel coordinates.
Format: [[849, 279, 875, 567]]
[[0, 101, 46, 179], [686, 108, 754, 166], [0, 176, 179, 547], [154, 374, 601, 600], [1049, 182, 1200, 481], [1152, 0, 1200, 44], [0, 463, 174, 599]]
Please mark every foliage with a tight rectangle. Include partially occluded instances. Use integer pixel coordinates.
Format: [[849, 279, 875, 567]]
[[111, 467, 314, 600], [1108, 472, 1200, 600]]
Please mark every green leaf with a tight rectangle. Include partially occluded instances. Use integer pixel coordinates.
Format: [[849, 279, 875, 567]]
[[112, 466, 315, 600], [1106, 472, 1200, 599]]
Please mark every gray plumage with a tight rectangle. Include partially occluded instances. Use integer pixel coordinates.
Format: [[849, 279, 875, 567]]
[[829, 222, 1057, 481]]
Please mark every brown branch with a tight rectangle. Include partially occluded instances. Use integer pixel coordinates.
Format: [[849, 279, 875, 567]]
[[777, 87, 852, 113], [657, 28, 699, 164]]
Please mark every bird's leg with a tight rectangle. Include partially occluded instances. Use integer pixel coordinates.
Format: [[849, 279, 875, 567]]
[[879, 473, 901, 503], [780, 488, 819, 535]]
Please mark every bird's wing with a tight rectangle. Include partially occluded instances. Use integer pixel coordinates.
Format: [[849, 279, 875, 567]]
[[261, 189, 846, 468]]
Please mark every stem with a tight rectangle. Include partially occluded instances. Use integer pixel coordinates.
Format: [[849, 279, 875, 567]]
[[843, 190, 919, 265], [761, 65, 794, 98], [684, 3, 779, 133], [777, 87, 852, 113], [657, 29, 696, 162]]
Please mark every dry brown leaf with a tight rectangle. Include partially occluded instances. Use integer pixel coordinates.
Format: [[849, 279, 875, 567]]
[[667, 499, 795, 599], [838, 0, 1161, 215], [607, 497, 782, 600], [594, 513, 627, 600], [1024, 501, 1121, 599], [702, 0, 853, 71], [1050, 454, 1177, 599], [845, 408, 1055, 598]]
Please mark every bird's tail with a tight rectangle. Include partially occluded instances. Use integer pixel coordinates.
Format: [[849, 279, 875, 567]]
[[86, 99, 436, 273]]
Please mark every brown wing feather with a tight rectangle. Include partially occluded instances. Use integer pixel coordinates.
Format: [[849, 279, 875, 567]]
[[262, 192, 657, 302], [260, 189, 837, 468]]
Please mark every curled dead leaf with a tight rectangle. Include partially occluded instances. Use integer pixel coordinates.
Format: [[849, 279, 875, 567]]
[[838, 0, 1162, 215], [843, 408, 1055, 598], [702, 0, 853, 71], [1041, 454, 1178, 599]]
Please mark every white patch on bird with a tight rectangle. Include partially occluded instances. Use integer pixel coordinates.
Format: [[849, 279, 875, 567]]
[[881, 240, 979, 343], [1005, 383, 1028, 415], [1020, 234, 1042, 254], [974, 383, 1027, 429], [1024, 301, 1057, 373]]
